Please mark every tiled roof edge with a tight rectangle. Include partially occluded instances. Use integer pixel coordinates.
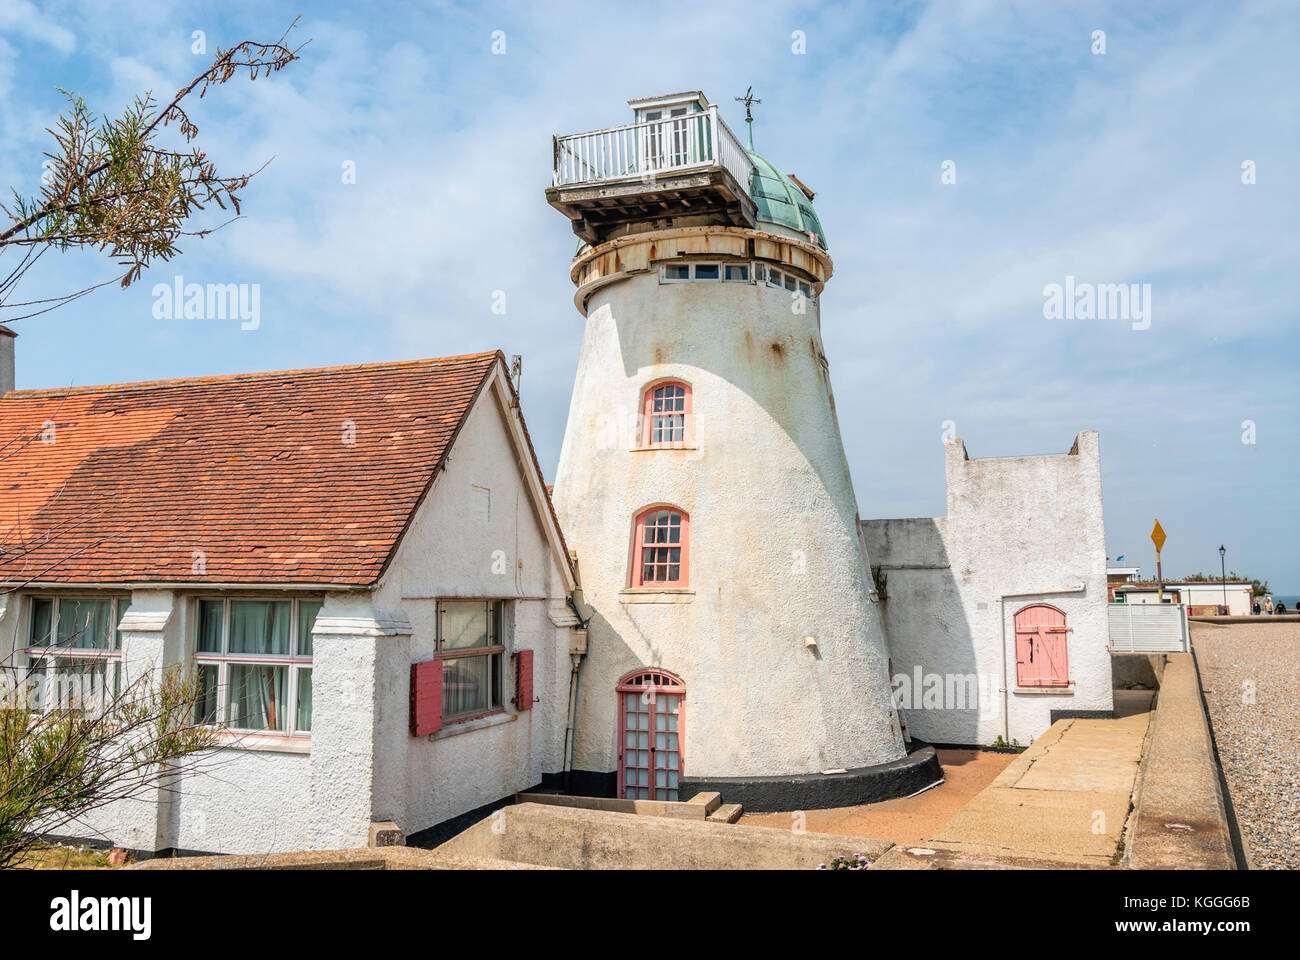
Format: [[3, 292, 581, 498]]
[[4, 351, 499, 399]]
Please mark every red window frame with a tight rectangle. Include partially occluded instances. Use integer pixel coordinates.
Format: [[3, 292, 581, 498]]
[[434, 599, 508, 725], [640, 381, 692, 448], [630, 507, 689, 588], [1013, 603, 1071, 687]]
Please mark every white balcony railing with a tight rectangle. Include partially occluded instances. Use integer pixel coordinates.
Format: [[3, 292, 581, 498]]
[[552, 105, 754, 195]]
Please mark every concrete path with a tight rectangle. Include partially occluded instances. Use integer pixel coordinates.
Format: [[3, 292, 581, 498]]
[[740, 748, 1017, 846], [880, 691, 1154, 869]]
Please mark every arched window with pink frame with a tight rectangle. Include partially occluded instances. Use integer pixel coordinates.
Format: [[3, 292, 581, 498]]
[[630, 506, 688, 588], [640, 381, 692, 448]]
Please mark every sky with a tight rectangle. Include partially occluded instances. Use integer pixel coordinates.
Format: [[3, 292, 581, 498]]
[[1, 0, 1296, 591]]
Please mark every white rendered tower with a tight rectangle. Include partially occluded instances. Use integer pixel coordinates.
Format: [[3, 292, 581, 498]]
[[547, 92, 935, 808]]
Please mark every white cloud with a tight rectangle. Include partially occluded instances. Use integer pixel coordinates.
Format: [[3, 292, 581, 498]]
[[0, 0, 75, 54]]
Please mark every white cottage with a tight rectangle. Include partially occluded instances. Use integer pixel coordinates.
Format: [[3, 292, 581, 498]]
[[0, 350, 582, 855]]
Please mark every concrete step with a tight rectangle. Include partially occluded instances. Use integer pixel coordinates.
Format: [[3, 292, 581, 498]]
[[685, 791, 722, 815], [707, 803, 743, 824]]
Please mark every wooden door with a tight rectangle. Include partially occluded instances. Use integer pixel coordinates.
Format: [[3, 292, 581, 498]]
[[1014, 604, 1071, 687]]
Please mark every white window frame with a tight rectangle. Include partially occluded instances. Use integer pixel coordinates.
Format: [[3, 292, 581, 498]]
[[659, 261, 726, 284], [192, 596, 320, 738], [660, 262, 692, 283], [23, 595, 130, 715], [722, 263, 751, 282], [639, 105, 690, 123], [764, 266, 817, 301]]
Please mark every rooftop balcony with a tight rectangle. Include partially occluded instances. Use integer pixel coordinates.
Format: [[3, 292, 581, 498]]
[[546, 102, 757, 245]]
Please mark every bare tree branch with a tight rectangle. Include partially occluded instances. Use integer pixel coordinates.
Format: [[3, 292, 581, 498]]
[[0, 17, 308, 317]]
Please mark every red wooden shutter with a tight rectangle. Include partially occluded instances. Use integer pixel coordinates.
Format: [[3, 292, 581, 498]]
[[410, 660, 443, 735], [513, 649, 534, 711]]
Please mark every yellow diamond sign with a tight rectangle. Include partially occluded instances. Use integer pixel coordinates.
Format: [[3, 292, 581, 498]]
[[1151, 519, 1167, 553]]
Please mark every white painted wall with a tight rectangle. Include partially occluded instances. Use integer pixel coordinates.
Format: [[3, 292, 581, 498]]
[[1120, 584, 1252, 614], [172, 748, 314, 854], [372, 380, 574, 839], [554, 251, 905, 782], [862, 433, 1112, 747]]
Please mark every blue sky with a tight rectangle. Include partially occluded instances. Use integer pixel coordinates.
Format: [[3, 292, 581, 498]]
[[2, 0, 1297, 590]]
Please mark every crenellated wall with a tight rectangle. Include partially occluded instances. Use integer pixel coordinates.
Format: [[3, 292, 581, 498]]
[[862, 432, 1112, 747]]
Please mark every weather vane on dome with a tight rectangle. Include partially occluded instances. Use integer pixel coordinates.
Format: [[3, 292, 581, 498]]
[[735, 86, 761, 124]]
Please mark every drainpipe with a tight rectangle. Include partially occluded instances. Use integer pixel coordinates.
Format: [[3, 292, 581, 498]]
[[562, 655, 582, 789], [997, 584, 1086, 743], [562, 593, 591, 792]]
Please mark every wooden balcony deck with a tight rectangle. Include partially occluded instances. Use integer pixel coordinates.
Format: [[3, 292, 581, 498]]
[[546, 106, 757, 244]]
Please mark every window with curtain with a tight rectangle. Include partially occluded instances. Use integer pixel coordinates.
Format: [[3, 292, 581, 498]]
[[193, 597, 321, 735], [24, 596, 130, 713], [436, 600, 507, 721]]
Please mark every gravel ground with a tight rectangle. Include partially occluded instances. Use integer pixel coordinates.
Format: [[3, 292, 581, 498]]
[[1193, 621, 1300, 869]]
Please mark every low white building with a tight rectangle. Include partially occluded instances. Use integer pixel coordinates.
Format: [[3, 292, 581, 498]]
[[1113, 581, 1253, 615], [862, 433, 1113, 747], [0, 351, 581, 855]]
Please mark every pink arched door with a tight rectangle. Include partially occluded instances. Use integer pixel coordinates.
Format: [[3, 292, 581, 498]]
[[1014, 604, 1071, 687], [617, 669, 684, 800]]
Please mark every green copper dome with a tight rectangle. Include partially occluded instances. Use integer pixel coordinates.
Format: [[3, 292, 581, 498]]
[[745, 130, 827, 250]]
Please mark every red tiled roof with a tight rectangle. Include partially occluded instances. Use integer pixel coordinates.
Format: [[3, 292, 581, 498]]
[[0, 352, 501, 586]]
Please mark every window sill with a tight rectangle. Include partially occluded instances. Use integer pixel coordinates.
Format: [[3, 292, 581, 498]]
[[213, 732, 311, 754], [428, 710, 515, 742], [630, 445, 698, 453], [1013, 684, 1075, 695], [619, 588, 695, 605]]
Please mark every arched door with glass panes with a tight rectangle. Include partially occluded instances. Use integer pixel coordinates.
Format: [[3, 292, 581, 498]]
[[617, 669, 684, 800]]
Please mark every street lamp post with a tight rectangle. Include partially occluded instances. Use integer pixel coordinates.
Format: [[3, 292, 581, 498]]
[[1219, 545, 1228, 613]]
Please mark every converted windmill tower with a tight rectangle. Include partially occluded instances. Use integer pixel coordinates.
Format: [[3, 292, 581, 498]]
[[546, 92, 935, 808]]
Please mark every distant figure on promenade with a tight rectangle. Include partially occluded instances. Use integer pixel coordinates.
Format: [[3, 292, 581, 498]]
[[1254, 601, 1261, 615], [1277, 602, 1288, 615], [1264, 596, 1275, 615]]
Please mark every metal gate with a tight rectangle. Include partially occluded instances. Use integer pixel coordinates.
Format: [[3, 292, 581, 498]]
[[1108, 602, 1189, 652]]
